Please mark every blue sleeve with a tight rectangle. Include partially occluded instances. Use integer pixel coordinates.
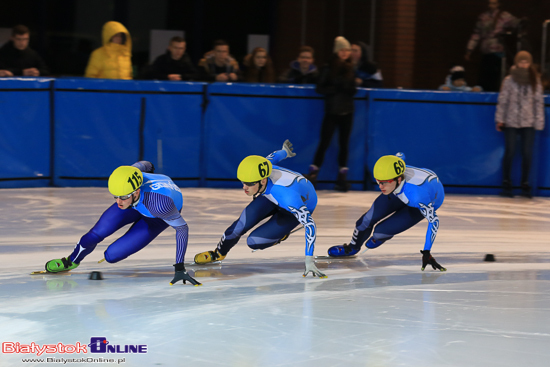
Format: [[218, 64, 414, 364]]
[[142, 192, 188, 263], [286, 204, 316, 256], [418, 202, 439, 251], [266, 149, 288, 165]]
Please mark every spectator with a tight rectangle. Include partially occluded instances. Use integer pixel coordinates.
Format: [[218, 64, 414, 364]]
[[85, 21, 132, 79], [439, 66, 482, 91], [495, 51, 545, 198], [279, 46, 319, 84], [305, 36, 357, 192], [350, 41, 382, 88], [242, 47, 275, 83], [0, 24, 49, 77], [148, 36, 198, 81], [465, 0, 520, 91], [198, 40, 240, 82]]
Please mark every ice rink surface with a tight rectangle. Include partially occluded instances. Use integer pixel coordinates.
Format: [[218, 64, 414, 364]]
[[1, 187, 549, 367]]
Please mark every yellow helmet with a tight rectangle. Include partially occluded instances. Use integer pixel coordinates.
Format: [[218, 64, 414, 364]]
[[237, 155, 272, 183], [108, 166, 143, 196], [373, 155, 406, 181]]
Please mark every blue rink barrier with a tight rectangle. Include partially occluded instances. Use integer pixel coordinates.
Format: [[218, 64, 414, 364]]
[[0, 78, 54, 188], [203, 83, 368, 190], [366, 89, 550, 196], [0, 78, 548, 196], [53, 78, 205, 187]]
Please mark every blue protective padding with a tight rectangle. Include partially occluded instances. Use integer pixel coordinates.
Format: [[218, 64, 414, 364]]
[[204, 83, 367, 189], [141, 93, 203, 187], [54, 78, 206, 93], [0, 78, 548, 196], [54, 79, 205, 187], [366, 89, 507, 194], [0, 79, 52, 187]]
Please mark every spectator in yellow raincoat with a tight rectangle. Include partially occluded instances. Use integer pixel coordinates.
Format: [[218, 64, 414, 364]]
[[85, 21, 132, 79]]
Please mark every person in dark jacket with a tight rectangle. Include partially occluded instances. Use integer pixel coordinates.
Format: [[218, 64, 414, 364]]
[[305, 36, 357, 192], [351, 41, 382, 88], [149, 36, 198, 81], [198, 39, 241, 82], [0, 25, 49, 77], [280, 46, 319, 84]]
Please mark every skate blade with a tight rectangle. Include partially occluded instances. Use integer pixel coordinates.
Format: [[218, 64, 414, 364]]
[[186, 261, 221, 266], [315, 255, 357, 259], [30, 270, 73, 275]]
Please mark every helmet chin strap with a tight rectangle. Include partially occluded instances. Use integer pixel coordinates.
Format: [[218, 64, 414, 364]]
[[389, 177, 404, 195], [131, 189, 141, 207], [253, 180, 267, 200]]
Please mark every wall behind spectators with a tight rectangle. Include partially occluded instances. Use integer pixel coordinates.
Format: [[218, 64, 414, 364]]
[[0, 0, 549, 87]]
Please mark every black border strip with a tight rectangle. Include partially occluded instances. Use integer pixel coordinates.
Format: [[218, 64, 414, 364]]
[[209, 93, 368, 100], [206, 178, 364, 184], [57, 176, 199, 181], [373, 98, 497, 106], [0, 89, 50, 92], [49, 81, 55, 187], [56, 89, 203, 95], [0, 177, 50, 182]]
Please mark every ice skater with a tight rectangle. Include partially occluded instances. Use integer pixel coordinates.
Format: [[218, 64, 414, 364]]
[[194, 140, 326, 278], [43, 161, 200, 286], [328, 154, 447, 271]]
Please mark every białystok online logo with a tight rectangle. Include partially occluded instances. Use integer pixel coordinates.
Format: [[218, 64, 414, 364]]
[[2, 337, 147, 356]]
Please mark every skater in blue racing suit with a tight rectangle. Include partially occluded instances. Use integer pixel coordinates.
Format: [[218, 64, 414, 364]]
[[43, 162, 200, 286], [328, 154, 447, 271], [194, 140, 326, 278]]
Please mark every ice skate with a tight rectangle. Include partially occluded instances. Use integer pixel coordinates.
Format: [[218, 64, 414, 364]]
[[327, 243, 361, 257], [44, 257, 79, 273], [194, 249, 226, 264]]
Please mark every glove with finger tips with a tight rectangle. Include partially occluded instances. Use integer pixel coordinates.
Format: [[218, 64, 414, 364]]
[[282, 139, 296, 158], [170, 263, 202, 286], [303, 255, 327, 278], [420, 250, 446, 272]]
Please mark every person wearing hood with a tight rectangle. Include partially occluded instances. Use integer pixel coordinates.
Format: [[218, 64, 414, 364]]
[[495, 51, 545, 198], [280, 46, 319, 84], [0, 25, 49, 77], [149, 36, 198, 81], [85, 21, 133, 79], [350, 41, 382, 88]]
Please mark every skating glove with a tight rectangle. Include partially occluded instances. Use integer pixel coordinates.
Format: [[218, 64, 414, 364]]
[[420, 250, 446, 272], [170, 263, 201, 286], [282, 139, 296, 158], [303, 255, 327, 278]]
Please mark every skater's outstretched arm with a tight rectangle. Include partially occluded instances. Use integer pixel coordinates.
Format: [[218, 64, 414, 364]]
[[266, 139, 296, 165]]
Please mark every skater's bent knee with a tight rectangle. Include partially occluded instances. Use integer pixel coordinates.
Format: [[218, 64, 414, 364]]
[[247, 237, 274, 250]]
